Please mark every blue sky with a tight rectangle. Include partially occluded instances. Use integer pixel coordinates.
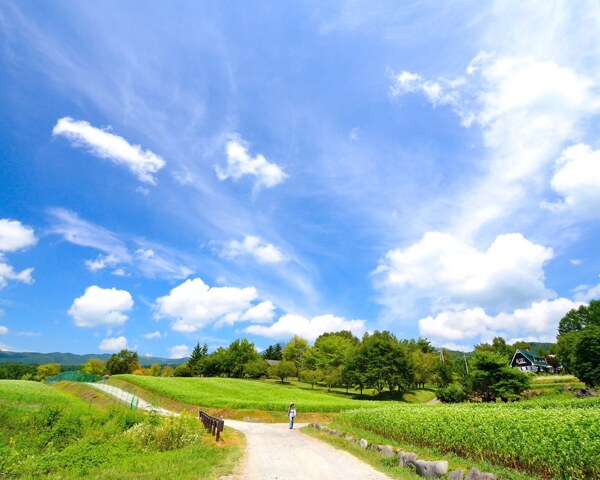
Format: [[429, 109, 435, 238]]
[[1, 1, 600, 358]]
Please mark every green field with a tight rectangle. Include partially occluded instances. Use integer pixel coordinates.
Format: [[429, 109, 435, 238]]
[[0, 380, 242, 479], [114, 375, 401, 412], [336, 398, 600, 479]]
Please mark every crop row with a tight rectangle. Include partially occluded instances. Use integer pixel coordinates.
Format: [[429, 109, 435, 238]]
[[337, 402, 600, 479]]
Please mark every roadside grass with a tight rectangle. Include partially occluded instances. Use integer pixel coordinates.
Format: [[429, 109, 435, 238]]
[[53, 381, 125, 411], [303, 423, 539, 480], [0, 380, 243, 479]]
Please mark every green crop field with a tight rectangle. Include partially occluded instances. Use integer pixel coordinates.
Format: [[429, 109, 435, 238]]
[[0, 380, 242, 479], [336, 398, 600, 479], [114, 375, 395, 412]]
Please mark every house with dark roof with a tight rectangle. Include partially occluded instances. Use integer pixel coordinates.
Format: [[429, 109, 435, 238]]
[[510, 349, 552, 373]]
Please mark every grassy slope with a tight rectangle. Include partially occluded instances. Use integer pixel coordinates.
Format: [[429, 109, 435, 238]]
[[113, 375, 392, 411], [0, 380, 243, 479]]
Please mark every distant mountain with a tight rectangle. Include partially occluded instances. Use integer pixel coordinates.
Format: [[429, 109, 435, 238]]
[[0, 350, 185, 366]]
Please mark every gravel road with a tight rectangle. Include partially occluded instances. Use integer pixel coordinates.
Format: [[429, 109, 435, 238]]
[[90, 382, 391, 480]]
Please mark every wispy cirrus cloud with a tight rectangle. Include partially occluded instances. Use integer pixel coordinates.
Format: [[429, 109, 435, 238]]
[[53, 117, 166, 184], [47, 208, 192, 280]]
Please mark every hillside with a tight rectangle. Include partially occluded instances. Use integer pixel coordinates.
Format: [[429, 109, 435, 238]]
[[0, 350, 184, 366]]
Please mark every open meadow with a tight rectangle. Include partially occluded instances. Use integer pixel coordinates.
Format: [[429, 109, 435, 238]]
[[0, 380, 243, 479], [113, 374, 400, 412]]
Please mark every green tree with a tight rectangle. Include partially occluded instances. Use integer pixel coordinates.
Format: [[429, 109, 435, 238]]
[[37, 363, 61, 381], [312, 331, 358, 372], [82, 358, 106, 376], [411, 350, 437, 388], [268, 360, 296, 383], [469, 351, 530, 402], [283, 336, 308, 373], [435, 350, 455, 387], [357, 331, 414, 395], [187, 342, 208, 376], [299, 369, 324, 389], [150, 363, 161, 376], [558, 300, 600, 335], [572, 325, 600, 387], [105, 349, 140, 375], [262, 343, 283, 360], [203, 347, 229, 376], [243, 358, 268, 378], [173, 364, 192, 377], [476, 336, 513, 360], [226, 339, 259, 377]]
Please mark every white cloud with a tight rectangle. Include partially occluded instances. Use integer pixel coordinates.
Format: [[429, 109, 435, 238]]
[[0, 326, 8, 335], [52, 117, 166, 184], [216, 136, 288, 189], [245, 313, 367, 341], [48, 208, 192, 279], [570, 259, 583, 266], [143, 331, 162, 340], [544, 144, 600, 218], [0, 219, 36, 290], [154, 277, 264, 332], [419, 297, 581, 348], [68, 285, 133, 328], [99, 336, 128, 352], [169, 344, 191, 359], [220, 236, 287, 264], [391, 53, 599, 236], [241, 301, 276, 323], [0, 258, 34, 290], [374, 232, 553, 314], [0, 219, 37, 252]]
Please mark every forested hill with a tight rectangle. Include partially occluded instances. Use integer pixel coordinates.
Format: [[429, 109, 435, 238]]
[[0, 350, 183, 366]]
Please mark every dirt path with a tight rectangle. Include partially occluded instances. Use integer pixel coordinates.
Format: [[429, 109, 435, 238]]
[[90, 382, 391, 480]]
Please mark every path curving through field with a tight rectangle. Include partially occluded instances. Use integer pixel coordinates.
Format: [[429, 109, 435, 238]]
[[90, 382, 390, 480]]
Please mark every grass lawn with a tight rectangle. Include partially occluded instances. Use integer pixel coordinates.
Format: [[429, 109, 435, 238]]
[[113, 375, 434, 417], [0, 380, 243, 479]]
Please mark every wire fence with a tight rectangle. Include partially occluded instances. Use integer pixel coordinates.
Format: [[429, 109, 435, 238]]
[[89, 382, 140, 411], [46, 371, 101, 384]]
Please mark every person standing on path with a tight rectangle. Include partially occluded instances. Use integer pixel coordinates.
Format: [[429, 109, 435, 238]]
[[288, 402, 296, 429]]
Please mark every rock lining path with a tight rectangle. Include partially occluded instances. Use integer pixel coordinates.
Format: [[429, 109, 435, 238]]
[[91, 382, 391, 480]]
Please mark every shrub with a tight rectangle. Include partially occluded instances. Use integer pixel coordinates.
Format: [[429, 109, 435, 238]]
[[127, 414, 200, 451], [437, 382, 467, 403]]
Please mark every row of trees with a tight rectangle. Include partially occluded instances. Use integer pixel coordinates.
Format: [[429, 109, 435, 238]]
[[556, 300, 600, 387]]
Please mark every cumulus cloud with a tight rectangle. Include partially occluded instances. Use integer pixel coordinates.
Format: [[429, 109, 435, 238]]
[[143, 331, 162, 340], [99, 336, 128, 352], [169, 344, 191, 359], [543, 144, 600, 218], [52, 117, 166, 184], [245, 313, 367, 341], [0, 219, 37, 252], [419, 297, 581, 348], [0, 326, 8, 335], [374, 232, 553, 314], [241, 301, 276, 323], [154, 277, 270, 332], [0, 219, 36, 289], [68, 285, 134, 327], [216, 136, 288, 189], [220, 236, 287, 264]]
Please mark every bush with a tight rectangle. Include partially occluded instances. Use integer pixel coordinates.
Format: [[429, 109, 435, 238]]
[[437, 382, 468, 403], [173, 364, 192, 377], [126, 414, 200, 451]]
